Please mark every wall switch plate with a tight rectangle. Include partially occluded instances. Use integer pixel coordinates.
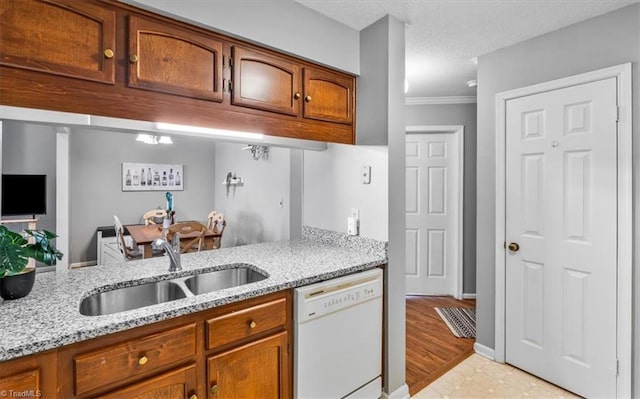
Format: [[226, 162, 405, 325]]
[[347, 216, 359, 236], [361, 165, 371, 184]]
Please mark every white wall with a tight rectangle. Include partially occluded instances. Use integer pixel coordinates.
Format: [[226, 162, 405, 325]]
[[303, 144, 388, 241], [123, 0, 360, 74], [214, 142, 291, 247], [69, 129, 217, 263], [476, 3, 640, 392], [1, 121, 57, 233]]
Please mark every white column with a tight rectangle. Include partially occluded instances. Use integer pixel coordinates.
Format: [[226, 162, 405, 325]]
[[56, 128, 70, 271]]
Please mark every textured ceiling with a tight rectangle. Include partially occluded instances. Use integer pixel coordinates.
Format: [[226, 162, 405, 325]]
[[294, 0, 639, 98]]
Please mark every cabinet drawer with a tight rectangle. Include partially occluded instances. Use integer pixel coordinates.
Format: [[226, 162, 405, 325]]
[[74, 323, 197, 395], [0, 369, 39, 396], [207, 298, 287, 349]]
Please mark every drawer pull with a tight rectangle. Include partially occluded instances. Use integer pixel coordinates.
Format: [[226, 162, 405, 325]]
[[249, 320, 257, 329], [104, 49, 114, 59], [138, 355, 148, 365], [130, 54, 139, 63], [189, 395, 198, 399], [211, 384, 218, 394]]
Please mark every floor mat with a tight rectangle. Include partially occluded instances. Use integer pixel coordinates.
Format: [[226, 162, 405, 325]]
[[434, 307, 476, 338]]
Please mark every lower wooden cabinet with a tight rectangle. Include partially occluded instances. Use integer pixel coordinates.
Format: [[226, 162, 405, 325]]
[[207, 331, 289, 399], [0, 290, 292, 398], [97, 364, 198, 399], [0, 351, 56, 399]]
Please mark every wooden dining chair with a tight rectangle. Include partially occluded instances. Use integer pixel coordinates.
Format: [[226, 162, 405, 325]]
[[113, 215, 141, 260], [165, 221, 208, 253], [207, 212, 226, 249], [143, 209, 167, 226]]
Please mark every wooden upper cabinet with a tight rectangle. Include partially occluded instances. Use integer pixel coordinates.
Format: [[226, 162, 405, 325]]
[[231, 46, 300, 116], [128, 16, 224, 102], [302, 67, 354, 125], [0, 0, 116, 84]]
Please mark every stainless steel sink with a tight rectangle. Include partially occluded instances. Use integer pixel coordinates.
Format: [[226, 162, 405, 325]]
[[79, 281, 187, 316], [79, 265, 268, 316], [184, 266, 268, 295]]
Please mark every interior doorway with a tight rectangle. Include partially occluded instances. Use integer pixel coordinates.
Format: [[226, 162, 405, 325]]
[[405, 125, 464, 298]]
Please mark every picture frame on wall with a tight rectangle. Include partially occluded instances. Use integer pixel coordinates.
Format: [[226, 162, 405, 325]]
[[122, 163, 184, 191]]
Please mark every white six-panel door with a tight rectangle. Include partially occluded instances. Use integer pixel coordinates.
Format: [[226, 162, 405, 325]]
[[505, 78, 617, 398], [406, 132, 460, 296]]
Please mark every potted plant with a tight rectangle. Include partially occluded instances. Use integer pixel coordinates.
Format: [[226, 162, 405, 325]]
[[0, 225, 63, 300]]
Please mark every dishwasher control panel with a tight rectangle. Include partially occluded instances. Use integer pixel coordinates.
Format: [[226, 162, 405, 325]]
[[295, 268, 383, 323]]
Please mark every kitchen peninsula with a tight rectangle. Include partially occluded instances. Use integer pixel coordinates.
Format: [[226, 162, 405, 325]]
[[0, 228, 386, 398]]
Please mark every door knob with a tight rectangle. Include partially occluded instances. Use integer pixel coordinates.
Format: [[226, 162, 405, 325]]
[[507, 242, 520, 252]]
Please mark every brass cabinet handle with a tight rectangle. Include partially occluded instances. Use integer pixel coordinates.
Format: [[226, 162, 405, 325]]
[[129, 54, 139, 63], [304, 95, 312, 102], [249, 320, 257, 329], [507, 242, 520, 252], [293, 92, 301, 100], [189, 395, 198, 399], [210, 384, 218, 394], [137, 355, 148, 365], [103, 49, 114, 59]]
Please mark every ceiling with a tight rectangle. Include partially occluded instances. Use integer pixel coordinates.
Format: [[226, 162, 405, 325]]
[[294, 0, 638, 98]]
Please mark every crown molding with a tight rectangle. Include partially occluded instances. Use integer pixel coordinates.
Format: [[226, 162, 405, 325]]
[[405, 96, 477, 105]]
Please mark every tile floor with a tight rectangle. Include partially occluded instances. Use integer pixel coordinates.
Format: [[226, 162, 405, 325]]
[[412, 354, 582, 399]]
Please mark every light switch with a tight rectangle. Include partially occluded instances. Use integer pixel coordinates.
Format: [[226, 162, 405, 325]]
[[361, 165, 371, 184]]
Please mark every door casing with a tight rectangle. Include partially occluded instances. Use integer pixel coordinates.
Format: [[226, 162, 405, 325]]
[[493, 63, 633, 398], [406, 125, 464, 299]]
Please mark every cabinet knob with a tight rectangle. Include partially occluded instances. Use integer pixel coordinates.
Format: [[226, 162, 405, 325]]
[[189, 395, 198, 399], [103, 49, 114, 59], [210, 384, 218, 395], [137, 355, 148, 365], [129, 54, 139, 63], [293, 92, 301, 100], [249, 320, 257, 329], [304, 95, 312, 102]]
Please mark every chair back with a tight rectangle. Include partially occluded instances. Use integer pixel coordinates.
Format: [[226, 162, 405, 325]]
[[166, 221, 208, 253], [207, 213, 226, 249], [143, 209, 167, 225], [114, 215, 139, 260]]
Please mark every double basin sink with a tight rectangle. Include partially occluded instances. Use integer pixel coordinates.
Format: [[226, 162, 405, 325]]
[[79, 265, 267, 316]]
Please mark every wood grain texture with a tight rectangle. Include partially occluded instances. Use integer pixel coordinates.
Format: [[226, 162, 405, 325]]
[[96, 363, 197, 399], [0, 350, 56, 399], [406, 295, 476, 396], [206, 297, 287, 350], [303, 66, 354, 124], [74, 323, 197, 395], [207, 331, 289, 399]]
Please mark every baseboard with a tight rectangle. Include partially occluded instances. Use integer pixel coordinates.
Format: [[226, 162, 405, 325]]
[[70, 260, 97, 269], [462, 293, 476, 299], [473, 343, 495, 360], [381, 383, 410, 399]]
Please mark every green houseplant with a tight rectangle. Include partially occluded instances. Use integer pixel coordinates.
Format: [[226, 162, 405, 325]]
[[0, 225, 63, 300]]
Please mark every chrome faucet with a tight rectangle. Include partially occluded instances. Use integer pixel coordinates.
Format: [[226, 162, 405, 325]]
[[154, 233, 181, 272]]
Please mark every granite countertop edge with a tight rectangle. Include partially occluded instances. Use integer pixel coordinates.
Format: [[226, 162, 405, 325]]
[[0, 234, 386, 362]]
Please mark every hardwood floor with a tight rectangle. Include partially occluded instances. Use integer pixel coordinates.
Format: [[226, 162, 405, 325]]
[[406, 295, 476, 396]]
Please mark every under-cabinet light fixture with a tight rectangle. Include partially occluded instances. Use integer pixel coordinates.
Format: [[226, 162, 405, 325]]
[[136, 134, 173, 144], [156, 122, 264, 140]]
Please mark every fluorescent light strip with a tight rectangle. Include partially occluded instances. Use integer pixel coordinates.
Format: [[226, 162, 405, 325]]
[[156, 122, 264, 140]]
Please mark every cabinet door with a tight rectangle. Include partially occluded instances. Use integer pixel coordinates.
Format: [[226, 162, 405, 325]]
[[231, 46, 300, 116], [97, 364, 197, 399], [128, 16, 224, 102], [0, 0, 116, 84], [207, 331, 290, 399], [0, 351, 56, 399], [302, 67, 354, 124]]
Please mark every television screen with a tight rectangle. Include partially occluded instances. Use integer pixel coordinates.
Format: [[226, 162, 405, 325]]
[[1, 174, 47, 216]]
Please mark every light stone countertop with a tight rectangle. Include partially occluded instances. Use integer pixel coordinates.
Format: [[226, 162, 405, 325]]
[[0, 233, 386, 362]]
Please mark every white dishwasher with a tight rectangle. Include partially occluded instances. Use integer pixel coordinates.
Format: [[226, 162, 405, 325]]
[[294, 268, 383, 399]]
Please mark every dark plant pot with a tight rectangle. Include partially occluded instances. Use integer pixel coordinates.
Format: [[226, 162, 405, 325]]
[[0, 268, 36, 300]]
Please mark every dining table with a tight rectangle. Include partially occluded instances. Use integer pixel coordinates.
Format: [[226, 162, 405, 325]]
[[124, 221, 222, 259]]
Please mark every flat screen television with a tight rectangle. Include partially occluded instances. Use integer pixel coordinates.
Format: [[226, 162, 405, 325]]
[[1, 174, 47, 216]]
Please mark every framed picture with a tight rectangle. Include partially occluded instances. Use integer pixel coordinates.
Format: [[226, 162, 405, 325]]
[[122, 163, 184, 191]]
